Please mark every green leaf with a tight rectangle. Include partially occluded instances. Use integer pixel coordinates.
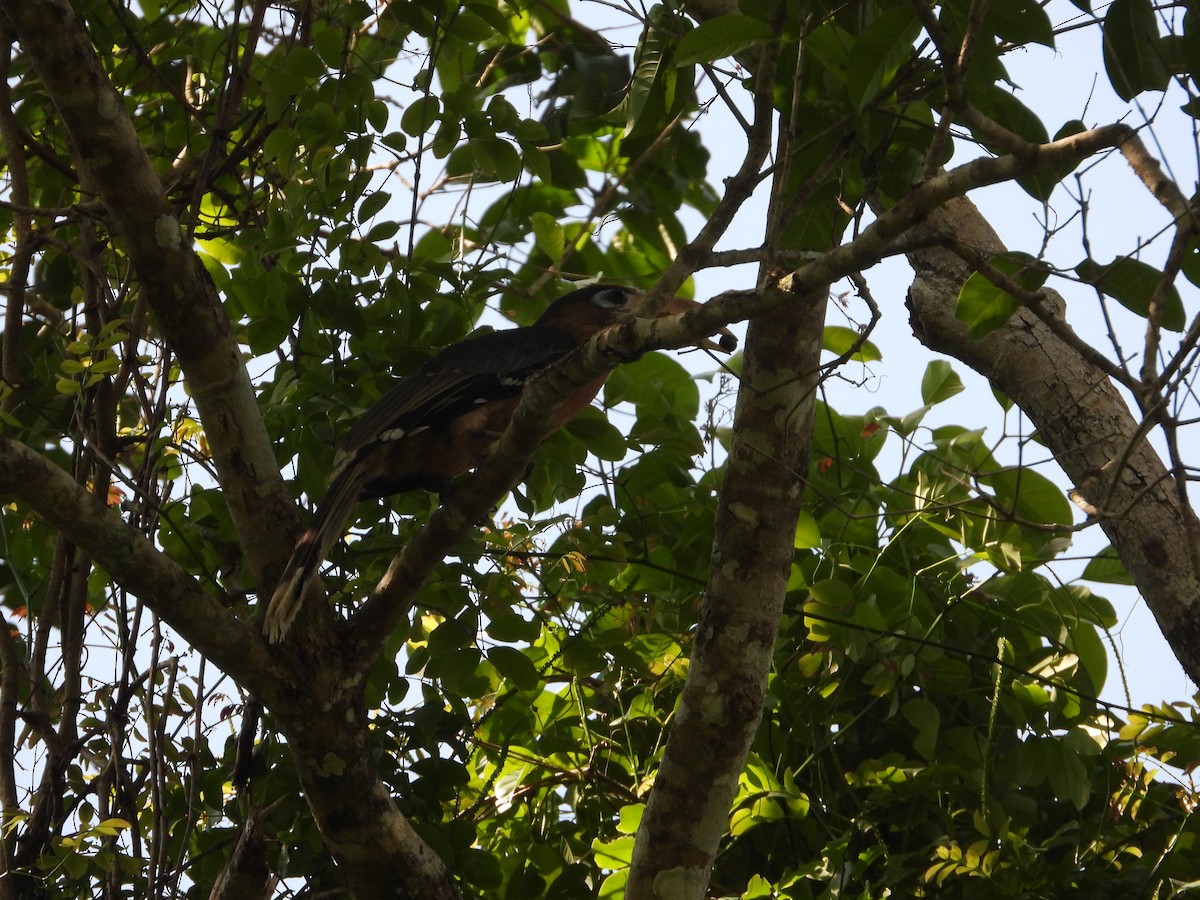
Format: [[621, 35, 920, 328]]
[[599, 871, 628, 899], [975, 88, 1049, 146], [358, 191, 391, 221], [982, 467, 1073, 529], [845, 7, 922, 110], [366, 221, 399, 242], [902, 697, 940, 760], [438, 647, 485, 695], [448, 11, 494, 42], [428, 617, 473, 655], [566, 408, 629, 461], [529, 211, 565, 263], [957, 275, 1019, 339], [592, 835, 634, 868], [674, 15, 776, 67], [605, 352, 700, 420], [1021, 119, 1087, 202], [381, 131, 408, 152], [367, 99, 389, 131], [794, 511, 821, 549], [1069, 619, 1108, 692], [312, 25, 346, 65], [987, 0, 1055, 48], [401, 95, 440, 136], [1102, 0, 1171, 100], [956, 252, 1050, 338], [920, 360, 965, 405], [1081, 546, 1135, 584], [263, 127, 299, 162], [1076, 256, 1185, 331], [1047, 742, 1091, 810], [488, 647, 540, 690], [279, 45, 325, 92], [485, 613, 540, 643], [622, 8, 691, 146], [616, 804, 644, 834], [823, 325, 882, 361]]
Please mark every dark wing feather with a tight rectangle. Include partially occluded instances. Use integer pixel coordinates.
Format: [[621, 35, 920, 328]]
[[330, 325, 575, 479]]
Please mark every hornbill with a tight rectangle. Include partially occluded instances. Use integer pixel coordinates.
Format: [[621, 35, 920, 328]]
[[264, 283, 736, 641]]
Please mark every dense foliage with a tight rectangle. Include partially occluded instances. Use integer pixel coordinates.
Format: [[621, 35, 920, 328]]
[[1, 0, 1198, 896]]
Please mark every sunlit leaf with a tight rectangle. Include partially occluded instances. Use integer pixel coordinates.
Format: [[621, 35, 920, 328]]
[[920, 360, 965, 405]]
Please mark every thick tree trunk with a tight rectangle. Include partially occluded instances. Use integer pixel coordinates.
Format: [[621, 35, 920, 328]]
[[627, 287, 828, 897], [904, 196, 1200, 683]]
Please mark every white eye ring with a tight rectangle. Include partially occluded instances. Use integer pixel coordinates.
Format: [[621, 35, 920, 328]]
[[592, 286, 632, 309]]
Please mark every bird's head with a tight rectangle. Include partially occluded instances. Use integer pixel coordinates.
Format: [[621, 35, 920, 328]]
[[536, 283, 737, 352]]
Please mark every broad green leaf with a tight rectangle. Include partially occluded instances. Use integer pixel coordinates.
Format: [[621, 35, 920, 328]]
[[674, 15, 776, 67], [902, 697, 940, 760], [956, 252, 1050, 338], [957, 273, 1020, 339], [278, 45, 325, 93], [921, 360, 965, 405], [616, 804, 644, 834], [358, 191, 391, 221], [1102, 0, 1171, 100], [592, 835, 634, 868], [599, 871, 629, 898], [365, 221, 399, 242], [427, 616, 473, 654], [437, 647, 485, 695], [794, 511, 821, 549], [605, 352, 700, 419], [529, 211, 565, 263], [485, 613, 540, 643], [974, 88, 1048, 146], [987, 0, 1055, 48], [312, 25, 346, 65], [1070, 586, 1119, 629], [487, 647, 540, 690], [381, 131, 408, 152], [1069, 620, 1108, 693], [983, 467, 1073, 529], [1184, 236, 1200, 289], [401, 95, 440, 136], [263, 127, 299, 162], [448, 11, 494, 42], [622, 7, 693, 148], [1076, 256, 1186, 331], [566, 408, 629, 461], [823, 325, 882, 361], [845, 7, 922, 110], [1081, 546, 1135, 584], [1047, 742, 1091, 810]]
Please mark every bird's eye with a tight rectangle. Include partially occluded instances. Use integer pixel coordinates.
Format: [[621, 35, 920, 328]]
[[591, 286, 632, 309]]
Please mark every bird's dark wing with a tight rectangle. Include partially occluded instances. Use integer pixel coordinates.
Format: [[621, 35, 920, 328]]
[[330, 325, 576, 479]]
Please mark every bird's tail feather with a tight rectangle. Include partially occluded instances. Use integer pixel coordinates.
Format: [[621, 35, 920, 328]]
[[264, 466, 367, 642]]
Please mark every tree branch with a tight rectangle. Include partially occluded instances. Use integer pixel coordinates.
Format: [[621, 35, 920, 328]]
[[0, 435, 280, 695], [902, 195, 1200, 683], [628, 286, 827, 896]]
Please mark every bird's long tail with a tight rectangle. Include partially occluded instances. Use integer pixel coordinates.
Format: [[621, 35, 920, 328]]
[[264, 466, 367, 642]]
